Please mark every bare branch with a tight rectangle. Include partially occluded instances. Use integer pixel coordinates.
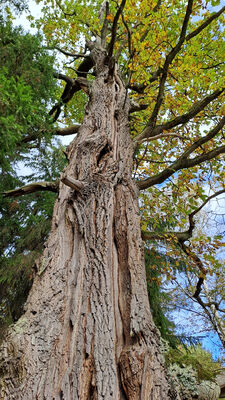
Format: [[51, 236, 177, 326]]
[[61, 175, 85, 191], [140, 132, 185, 142], [56, 124, 81, 136], [1, 181, 59, 197], [129, 102, 149, 113], [51, 47, 89, 58], [53, 72, 74, 85], [50, 56, 93, 121]]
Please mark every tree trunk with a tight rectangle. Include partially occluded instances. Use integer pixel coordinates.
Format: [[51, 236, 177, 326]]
[[0, 49, 176, 399]]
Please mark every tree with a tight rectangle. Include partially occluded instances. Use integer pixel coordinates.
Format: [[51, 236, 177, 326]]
[[0, 15, 63, 333], [0, 0, 225, 398]]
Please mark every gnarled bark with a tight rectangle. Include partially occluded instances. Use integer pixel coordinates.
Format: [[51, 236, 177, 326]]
[[0, 48, 176, 399]]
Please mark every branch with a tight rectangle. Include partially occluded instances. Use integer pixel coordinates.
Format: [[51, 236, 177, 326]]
[[129, 102, 149, 113], [100, 1, 110, 47], [142, 187, 225, 246], [144, 0, 193, 130], [51, 46, 89, 58], [137, 117, 225, 189], [50, 56, 93, 121], [55, 0, 76, 17], [1, 181, 59, 197], [140, 132, 185, 142], [108, 0, 127, 58], [53, 72, 74, 85], [122, 13, 133, 57], [179, 115, 225, 159], [142, 231, 206, 298], [136, 88, 224, 142], [56, 124, 81, 136], [191, 188, 225, 219], [186, 6, 225, 42], [141, 230, 191, 242], [142, 188, 225, 297], [134, 5, 225, 142], [61, 175, 85, 191]]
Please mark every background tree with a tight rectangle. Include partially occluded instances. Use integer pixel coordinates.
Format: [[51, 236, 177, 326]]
[[0, 0, 224, 399], [0, 12, 65, 335]]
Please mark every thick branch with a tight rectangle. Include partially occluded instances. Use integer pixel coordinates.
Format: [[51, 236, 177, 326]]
[[53, 72, 74, 85], [50, 56, 93, 121], [142, 188, 225, 245], [143, 132, 185, 141], [1, 181, 59, 197], [136, 88, 224, 142], [144, 0, 193, 129], [129, 103, 149, 113], [180, 115, 225, 159], [108, 0, 127, 58], [61, 175, 85, 191], [56, 124, 81, 136], [191, 188, 225, 219], [186, 6, 225, 42], [101, 1, 109, 47], [137, 118, 225, 189], [53, 47, 89, 58], [138, 145, 225, 189], [134, 4, 224, 142], [141, 230, 190, 242]]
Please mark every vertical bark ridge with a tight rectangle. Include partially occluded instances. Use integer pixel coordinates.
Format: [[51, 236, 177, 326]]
[[0, 50, 175, 399]]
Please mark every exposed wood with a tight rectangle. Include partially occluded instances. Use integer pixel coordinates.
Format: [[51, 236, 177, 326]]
[[61, 175, 85, 191], [56, 124, 81, 136], [1, 181, 59, 197]]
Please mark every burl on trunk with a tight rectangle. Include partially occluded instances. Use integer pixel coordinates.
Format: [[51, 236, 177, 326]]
[[0, 48, 175, 399]]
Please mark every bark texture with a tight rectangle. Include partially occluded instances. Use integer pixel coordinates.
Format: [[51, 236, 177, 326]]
[[0, 48, 176, 399]]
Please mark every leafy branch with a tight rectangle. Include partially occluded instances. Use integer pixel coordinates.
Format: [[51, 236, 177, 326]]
[[137, 116, 225, 189]]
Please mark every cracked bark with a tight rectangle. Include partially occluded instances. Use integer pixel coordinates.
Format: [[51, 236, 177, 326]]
[[0, 51, 176, 399]]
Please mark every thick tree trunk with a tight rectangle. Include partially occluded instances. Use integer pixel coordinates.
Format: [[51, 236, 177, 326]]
[[0, 49, 176, 399]]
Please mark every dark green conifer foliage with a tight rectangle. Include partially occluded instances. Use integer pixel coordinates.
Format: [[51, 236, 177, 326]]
[[0, 16, 66, 335], [145, 249, 178, 348]]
